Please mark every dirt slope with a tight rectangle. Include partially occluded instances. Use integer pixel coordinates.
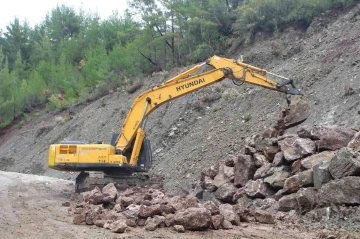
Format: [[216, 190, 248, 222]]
[[0, 5, 359, 193]]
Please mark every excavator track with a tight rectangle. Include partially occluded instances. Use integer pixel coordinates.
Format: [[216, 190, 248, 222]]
[[75, 171, 163, 193]]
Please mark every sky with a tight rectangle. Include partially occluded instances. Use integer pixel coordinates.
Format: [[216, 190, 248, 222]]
[[0, 0, 129, 31]]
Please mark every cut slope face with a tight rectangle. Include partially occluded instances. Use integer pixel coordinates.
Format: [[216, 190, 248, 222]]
[[0, 6, 359, 192]]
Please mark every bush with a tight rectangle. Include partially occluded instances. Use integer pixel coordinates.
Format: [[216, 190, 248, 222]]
[[127, 80, 144, 94]]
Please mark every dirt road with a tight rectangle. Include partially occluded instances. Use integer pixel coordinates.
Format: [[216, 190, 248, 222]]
[[0, 171, 329, 239]]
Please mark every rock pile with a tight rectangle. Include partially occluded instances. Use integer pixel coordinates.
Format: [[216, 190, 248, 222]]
[[70, 182, 251, 233], [200, 124, 360, 217], [69, 124, 360, 234]]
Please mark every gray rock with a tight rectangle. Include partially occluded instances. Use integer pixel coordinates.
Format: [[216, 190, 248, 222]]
[[264, 170, 291, 189], [313, 160, 333, 189], [329, 147, 360, 179]]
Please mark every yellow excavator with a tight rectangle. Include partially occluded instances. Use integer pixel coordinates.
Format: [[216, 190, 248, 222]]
[[48, 55, 309, 192]]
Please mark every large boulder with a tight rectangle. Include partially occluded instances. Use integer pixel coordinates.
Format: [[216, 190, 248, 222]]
[[244, 179, 275, 198], [317, 176, 360, 206], [173, 207, 212, 230], [234, 154, 256, 187], [278, 137, 316, 162], [301, 151, 336, 170], [329, 147, 360, 179], [297, 125, 357, 151]]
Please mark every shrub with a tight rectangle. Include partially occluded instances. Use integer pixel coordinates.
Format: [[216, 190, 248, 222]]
[[127, 80, 144, 94]]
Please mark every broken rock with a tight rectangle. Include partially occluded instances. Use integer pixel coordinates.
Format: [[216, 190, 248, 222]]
[[348, 131, 360, 152], [215, 183, 237, 203], [297, 125, 357, 151], [219, 204, 240, 225], [234, 154, 256, 187], [279, 137, 316, 162], [329, 147, 360, 179], [244, 179, 275, 198], [317, 176, 360, 206], [174, 207, 212, 230], [110, 220, 128, 233], [254, 210, 275, 224], [313, 160, 333, 189], [301, 151, 336, 170], [211, 214, 224, 230]]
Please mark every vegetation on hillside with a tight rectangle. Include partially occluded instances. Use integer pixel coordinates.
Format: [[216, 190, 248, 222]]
[[0, 0, 357, 128]]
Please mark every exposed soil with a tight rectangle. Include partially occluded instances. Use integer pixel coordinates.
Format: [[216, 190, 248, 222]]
[[1, 4, 360, 239], [0, 171, 332, 239]]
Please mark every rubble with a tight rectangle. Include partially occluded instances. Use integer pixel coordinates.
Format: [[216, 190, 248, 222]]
[[70, 123, 360, 235]]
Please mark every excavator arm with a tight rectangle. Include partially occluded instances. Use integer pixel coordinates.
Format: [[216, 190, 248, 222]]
[[116, 55, 302, 158]]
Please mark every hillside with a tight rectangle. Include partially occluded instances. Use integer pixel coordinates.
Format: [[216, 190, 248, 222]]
[[0, 4, 359, 195]]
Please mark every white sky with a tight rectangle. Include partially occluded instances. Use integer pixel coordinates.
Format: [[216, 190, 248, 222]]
[[0, 0, 129, 31]]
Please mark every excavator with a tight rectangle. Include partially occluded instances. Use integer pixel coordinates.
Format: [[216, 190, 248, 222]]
[[48, 55, 310, 192]]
